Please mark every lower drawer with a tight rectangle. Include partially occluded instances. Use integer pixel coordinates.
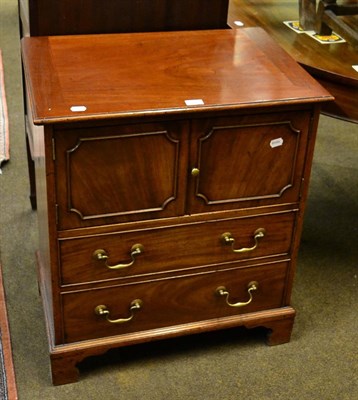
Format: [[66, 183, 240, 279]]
[[61, 260, 288, 343]]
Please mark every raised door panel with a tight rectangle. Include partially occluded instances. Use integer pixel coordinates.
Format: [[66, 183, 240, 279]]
[[26, 0, 229, 36], [54, 121, 189, 230], [188, 111, 311, 213]]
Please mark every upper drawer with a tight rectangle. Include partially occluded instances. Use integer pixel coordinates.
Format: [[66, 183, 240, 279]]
[[59, 211, 295, 286], [61, 260, 288, 343]]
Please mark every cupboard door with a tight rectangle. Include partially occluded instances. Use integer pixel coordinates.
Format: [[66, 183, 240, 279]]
[[54, 121, 189, 229], [188, 111, 311, 213]]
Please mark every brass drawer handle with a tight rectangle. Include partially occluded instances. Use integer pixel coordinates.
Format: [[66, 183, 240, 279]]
[[93, 244, 144, 270], [216, 281, 258, 308], [94, 299, 143, 324], [220, 228, 265, 253]]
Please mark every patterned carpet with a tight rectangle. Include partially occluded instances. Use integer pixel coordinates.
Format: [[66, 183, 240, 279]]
[[0, 51, 13, 396], [0, 333, 8, 400], [0, 263, 17, 400], [0, 49, 10, 172]]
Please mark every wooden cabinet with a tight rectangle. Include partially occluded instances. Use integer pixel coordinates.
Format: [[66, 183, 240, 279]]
[[19, 0, 229, 36], [21, 28, 333, 385]]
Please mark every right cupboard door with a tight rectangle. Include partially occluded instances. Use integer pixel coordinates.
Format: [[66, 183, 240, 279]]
[[188, 110, 312, 214]]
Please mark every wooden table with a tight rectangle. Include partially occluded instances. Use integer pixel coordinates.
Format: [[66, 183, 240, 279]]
[[22, 28, 332, 385], [228, 0, 358, 123]]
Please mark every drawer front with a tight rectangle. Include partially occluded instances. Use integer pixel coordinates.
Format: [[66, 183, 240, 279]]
[[59, 212, 295, 286], [62, 261, 288, 343]]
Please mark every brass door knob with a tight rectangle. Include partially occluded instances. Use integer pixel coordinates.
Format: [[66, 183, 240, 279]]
[[191, 168, 200, 177]]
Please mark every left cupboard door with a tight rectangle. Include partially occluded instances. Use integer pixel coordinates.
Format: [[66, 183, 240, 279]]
[[53, 120, 189, 230]]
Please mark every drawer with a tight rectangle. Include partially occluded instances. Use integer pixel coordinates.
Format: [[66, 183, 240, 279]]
[[59, 212, 295, 286], [62, 261, 288, 343]]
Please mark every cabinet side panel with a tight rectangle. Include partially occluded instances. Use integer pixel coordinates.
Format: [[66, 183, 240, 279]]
[[34, 125, 63, 343], [35, 128, 50, 297], [283, 106, 322, 302]]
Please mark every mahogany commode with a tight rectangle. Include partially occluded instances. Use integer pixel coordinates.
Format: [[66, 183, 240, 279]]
[[21, 28, 333, 385]]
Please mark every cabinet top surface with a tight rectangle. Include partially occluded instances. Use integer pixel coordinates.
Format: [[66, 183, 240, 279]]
[[22, 28, 333, 124]]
